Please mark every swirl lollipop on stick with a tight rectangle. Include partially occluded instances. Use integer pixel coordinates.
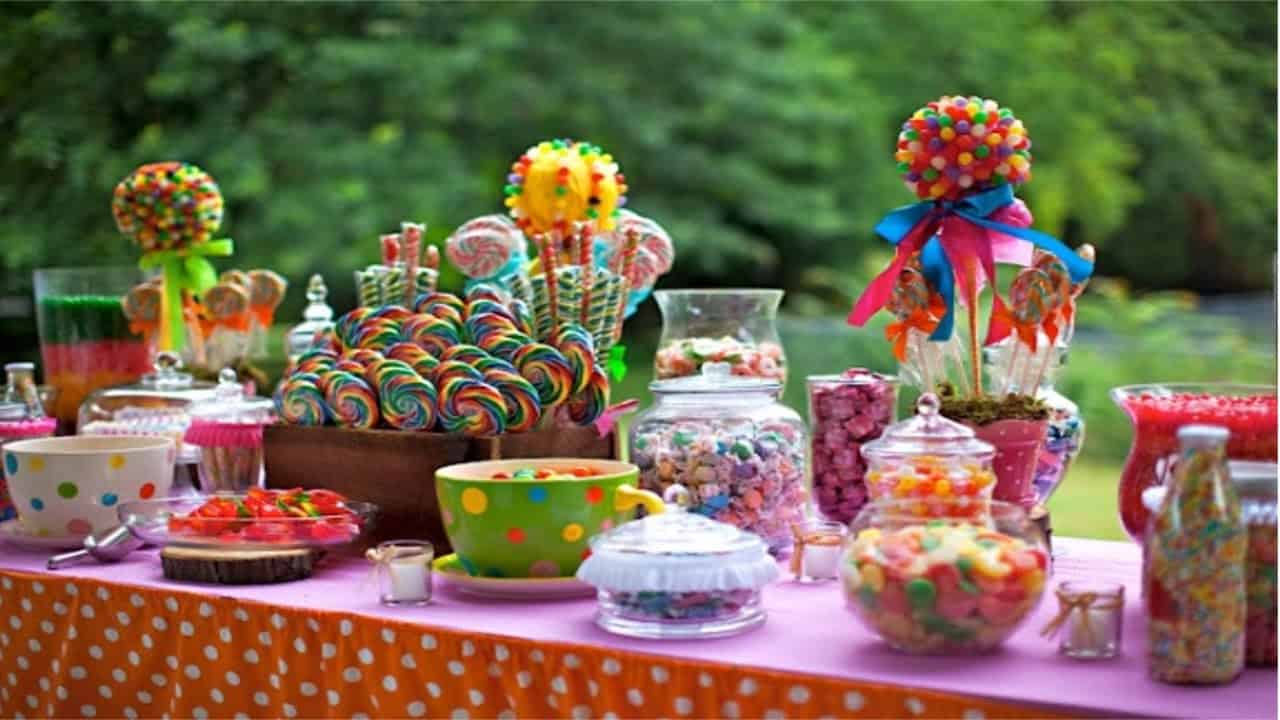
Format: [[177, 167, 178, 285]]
[[275, 373, 328, 426], [446, 215, 524, 282], [437, 375, 506, 436], [321, 370, 380, 430]]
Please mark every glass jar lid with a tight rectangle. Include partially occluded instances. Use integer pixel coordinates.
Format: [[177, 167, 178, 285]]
[[861, 393, 994, 460], [576, 486, 778, 593], [650, 361, 781, 395], [186, 368, 274, 425]]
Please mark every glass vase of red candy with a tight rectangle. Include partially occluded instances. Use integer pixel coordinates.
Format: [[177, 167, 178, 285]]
[[653, 289, 787, 385], [1111, 383, 1277, 542], [807, 370, 897, 523], [34, 267, 153, 427], [841, 497, 1049, 654]]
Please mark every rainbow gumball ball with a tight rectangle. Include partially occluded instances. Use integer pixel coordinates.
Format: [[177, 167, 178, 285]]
[[112, 162, 224, 252], [504, 139, 627, 235], [895, 96, 1032, 201]]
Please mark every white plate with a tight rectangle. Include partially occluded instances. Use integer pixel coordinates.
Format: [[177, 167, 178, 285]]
[[434, 554, 596, 601], [0, 519, 84, 551]]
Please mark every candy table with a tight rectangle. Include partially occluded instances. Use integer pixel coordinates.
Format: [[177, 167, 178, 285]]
[[0, 538, 1272, 720]]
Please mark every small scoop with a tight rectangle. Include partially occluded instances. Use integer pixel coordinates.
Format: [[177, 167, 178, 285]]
[[47, 525, 144, 570]]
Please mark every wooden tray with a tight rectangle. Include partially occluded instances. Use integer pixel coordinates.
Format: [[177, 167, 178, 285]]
[[263, 425, 621, 550]]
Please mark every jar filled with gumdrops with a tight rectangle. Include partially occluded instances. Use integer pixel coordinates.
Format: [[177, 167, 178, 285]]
[[630, 363, 806, 554]]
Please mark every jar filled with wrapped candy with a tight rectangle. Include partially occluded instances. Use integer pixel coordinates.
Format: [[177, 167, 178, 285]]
[[630, 363, 805, 554]]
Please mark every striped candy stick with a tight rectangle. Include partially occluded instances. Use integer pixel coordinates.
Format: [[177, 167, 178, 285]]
[[612, 228, 639, 342], [400, 223, 425, 308], [576, 223, 594, 326], [535, 233, 559, 330], [424, 245, 441, 293]]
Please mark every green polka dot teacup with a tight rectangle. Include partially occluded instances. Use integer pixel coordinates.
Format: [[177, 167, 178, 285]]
[[435, 458, 663, 578], [3, 435, 175, 540]]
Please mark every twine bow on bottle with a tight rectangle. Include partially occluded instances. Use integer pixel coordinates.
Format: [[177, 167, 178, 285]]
[[1039, 586, 1123, 646]]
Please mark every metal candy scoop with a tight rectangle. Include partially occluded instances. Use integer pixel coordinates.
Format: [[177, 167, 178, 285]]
[[47, 525, 144, 570]]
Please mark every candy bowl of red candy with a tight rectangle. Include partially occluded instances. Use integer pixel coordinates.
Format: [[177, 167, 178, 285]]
[[841, 498, 1049, 654], [119, 488, 375, 550], [1111, 383, 1277, 542]]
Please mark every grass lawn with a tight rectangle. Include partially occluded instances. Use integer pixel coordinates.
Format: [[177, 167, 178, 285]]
[[1045, 456, 1127, 541]]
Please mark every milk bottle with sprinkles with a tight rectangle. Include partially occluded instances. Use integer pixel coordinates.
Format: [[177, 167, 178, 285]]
[[1146, 424, 1246, 685]]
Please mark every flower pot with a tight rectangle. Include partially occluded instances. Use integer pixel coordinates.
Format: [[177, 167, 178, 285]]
[[964, 418, 1047, 510]]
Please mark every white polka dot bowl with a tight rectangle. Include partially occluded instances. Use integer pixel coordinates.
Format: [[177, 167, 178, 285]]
[[2, 435, 175, 541], [435, 458, 663, 579]]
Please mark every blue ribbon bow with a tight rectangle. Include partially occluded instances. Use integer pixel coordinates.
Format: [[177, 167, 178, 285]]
[[873, 184, 1093, 341]]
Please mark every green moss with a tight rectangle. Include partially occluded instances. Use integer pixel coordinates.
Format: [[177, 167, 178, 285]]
[[936, 383, 1048, 424]]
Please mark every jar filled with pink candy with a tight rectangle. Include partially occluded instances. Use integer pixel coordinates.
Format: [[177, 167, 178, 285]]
[[630, 363, 806, 554], [652, 289, 787, 384], [807, 369, 897, 523]]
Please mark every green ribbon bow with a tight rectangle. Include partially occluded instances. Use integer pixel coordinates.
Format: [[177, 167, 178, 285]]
[[138, 239, 234, 351], [607, 344, 628, 383]]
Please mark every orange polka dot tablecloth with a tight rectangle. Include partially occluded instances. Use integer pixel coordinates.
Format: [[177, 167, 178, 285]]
[[0, 538, 1273, 719]]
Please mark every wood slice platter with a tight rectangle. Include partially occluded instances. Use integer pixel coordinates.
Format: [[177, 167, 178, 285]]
[[161, 546, 322, 584]]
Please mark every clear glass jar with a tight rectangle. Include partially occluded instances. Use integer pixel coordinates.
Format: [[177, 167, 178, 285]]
[[370, 540, 434, 607], [653, 289, 786, 384], [285, 274, 335, 364], [860, 394, 996, 519], [185, 368, 275, 493], [1235, 462, 1277, 667], [34, 266, 153, 426], [985, 342, 1085, 503], [841, 498, 1049, 654], [577, 486, 778, 639], [630, 363, 806, 553], [807, 370, 898, 523]]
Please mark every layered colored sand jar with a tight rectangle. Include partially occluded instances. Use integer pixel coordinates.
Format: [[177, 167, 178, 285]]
[[35, 268, 151, 425], [653, 289, 787, 383], [841, 499, 1049, 654], [1111, 383, 1277, 542]]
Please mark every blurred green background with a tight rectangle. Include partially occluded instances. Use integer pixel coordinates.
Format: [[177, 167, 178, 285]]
[[1, 2, 1275, 540]]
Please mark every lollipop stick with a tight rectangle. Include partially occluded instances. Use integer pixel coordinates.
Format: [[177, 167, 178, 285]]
[[949, 336, 970, 396], [613, 229, 638, 341], [536, 233, 560, 328], [964, 266, 982, 398], [578, 224, 594, 327], [1003, 342, 1022, 396]]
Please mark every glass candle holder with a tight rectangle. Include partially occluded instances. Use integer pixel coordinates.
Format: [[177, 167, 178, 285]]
[[1047, 580, 1124, 660], [370, 540, 433, 607], [789, 519, 848, 582]]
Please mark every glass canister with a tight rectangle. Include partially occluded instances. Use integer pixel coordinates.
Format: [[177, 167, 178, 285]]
[[576, 486, 779, 639], [841, 498, 1049, 654], [630, 363, 806, 553], [860, 394, 997, 518], [1148, 461, 1280, 666], [1238, 462, 1277, 667], [807, 369, 898, 523], [34, 266, 153, 427], [652, 289, 786, 383], [285, 274, 335, 364], [184, 368, 275, 493]]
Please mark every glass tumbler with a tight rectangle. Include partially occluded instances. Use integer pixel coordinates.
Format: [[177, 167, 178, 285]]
[[653, 289, 787, 384], [372, 540, 434, 607], [34, 267, 152, 427]]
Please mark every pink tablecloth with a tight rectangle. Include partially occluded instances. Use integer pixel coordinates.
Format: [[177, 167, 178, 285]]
[[0, 536, 1273, 718]]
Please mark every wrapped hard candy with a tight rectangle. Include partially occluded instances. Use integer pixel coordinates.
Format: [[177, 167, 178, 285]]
[[807, 370, 897, 523]]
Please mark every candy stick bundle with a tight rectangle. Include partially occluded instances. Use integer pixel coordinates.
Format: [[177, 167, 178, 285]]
[[356, 223, 440, 308]]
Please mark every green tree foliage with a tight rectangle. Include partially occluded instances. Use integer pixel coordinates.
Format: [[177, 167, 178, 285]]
[[1, 2, 1274, 320]]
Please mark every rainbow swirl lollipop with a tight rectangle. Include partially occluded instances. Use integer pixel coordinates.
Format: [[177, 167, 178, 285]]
[[440, 344, 490, 366], [385, 342, 440, 378], [566, 365, 610, 426], [354, 317, 402, 352], [514, 343, 574, 408], [275, 375, 328, 426], [371, 305, 414, 323], [433, 360, 485, 386], [505, 139, 627, 235], [402, 314, 460, 357], [466, 283, 509, 303], [437, 376, 507, 436], [293, 349, 338, 376], [414, 291, 467, 317], [483, 369, 542, 433], [321, 370, 379, 430], [335, 307, 373, 350], [555, 323, 596, 395], [465, 312, 518, 347], [375, 361, 438, 431], [477, 330, 532, 361]]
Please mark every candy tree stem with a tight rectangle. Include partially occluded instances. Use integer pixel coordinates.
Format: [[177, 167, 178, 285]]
[[966, 264, 982, 398]]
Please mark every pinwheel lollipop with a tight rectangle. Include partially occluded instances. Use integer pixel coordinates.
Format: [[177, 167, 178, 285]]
[[446, 215, 528, 282], [113, 162, 233, 351]]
